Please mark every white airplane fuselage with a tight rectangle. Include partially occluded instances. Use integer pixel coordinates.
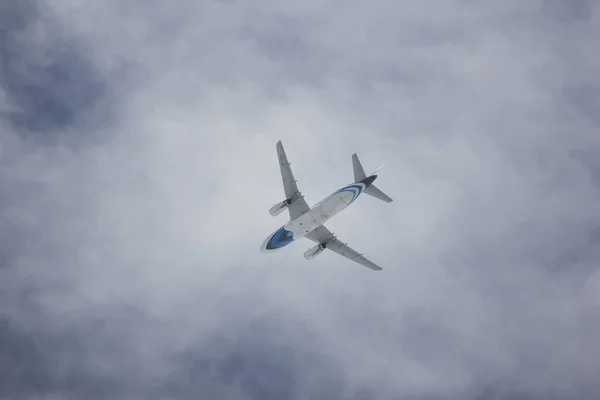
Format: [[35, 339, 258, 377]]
[[260, 180, 371, 252]]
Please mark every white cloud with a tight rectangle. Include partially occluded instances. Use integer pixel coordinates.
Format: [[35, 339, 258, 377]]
[[2, 0, 599, 398]]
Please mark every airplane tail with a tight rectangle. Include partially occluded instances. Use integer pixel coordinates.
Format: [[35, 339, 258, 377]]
[[352, 153, 393, 203], [352, 153, 367, 182], [364, 183, 393, 202]]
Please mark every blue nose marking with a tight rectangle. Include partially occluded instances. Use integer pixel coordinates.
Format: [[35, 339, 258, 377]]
[[266, 226, 295, 250]]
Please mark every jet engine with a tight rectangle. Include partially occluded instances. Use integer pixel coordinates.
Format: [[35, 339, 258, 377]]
[[269, 199, 292, 216], [304, 243, 326, 260]]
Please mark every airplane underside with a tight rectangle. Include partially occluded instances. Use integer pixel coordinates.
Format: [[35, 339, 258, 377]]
[[260, 183, 364, 252], [260, 140, 392, 271]]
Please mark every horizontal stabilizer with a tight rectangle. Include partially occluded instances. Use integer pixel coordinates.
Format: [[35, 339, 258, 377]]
[[364, 184, 393, 202]]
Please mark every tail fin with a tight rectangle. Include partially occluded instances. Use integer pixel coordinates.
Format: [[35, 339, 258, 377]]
[[353, 153, 393, 203], [352, 153, 367, 182]]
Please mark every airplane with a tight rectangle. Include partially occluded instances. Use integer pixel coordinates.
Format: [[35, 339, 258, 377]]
[[260, 140, 393, 271]]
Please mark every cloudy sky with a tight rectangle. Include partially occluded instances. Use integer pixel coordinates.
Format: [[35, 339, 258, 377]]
[[1, 0, 599, 399]]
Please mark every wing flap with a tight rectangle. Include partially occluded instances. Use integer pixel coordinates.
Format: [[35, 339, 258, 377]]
[[305, 225, 383, 271], [276, 141, 310, 220]]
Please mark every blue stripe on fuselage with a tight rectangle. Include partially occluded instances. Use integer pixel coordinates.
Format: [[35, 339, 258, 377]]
[[334, 184, 363, 204]]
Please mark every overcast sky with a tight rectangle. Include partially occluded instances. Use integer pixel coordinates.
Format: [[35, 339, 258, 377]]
[[1, 0, 599, 399]]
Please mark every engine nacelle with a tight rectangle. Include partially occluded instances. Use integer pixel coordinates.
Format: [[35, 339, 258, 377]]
[[304, 243, 326, 260], [269, 199, 291, 217]]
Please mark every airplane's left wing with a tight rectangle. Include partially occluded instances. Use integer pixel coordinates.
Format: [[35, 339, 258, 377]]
[[276, 140, 310, 220], [305, 225, 383, 271]]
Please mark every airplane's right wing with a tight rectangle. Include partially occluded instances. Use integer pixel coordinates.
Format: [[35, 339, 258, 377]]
[[276, 140, 310, 220], [305, 225, 383, 271]]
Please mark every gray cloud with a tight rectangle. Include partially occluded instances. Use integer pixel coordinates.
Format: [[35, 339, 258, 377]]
[[0, 0, 109, 142], [1, 0, 599, 399]]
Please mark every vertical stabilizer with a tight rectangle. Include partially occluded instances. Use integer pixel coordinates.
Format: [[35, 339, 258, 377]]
[[352, 153, 367, 182]]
